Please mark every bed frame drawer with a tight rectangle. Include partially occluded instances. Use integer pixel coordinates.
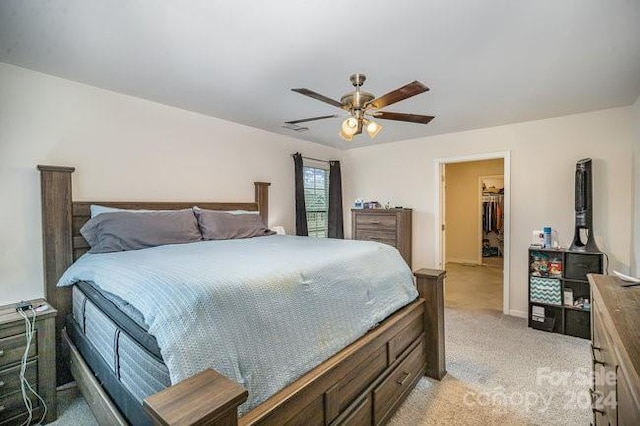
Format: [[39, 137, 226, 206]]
[[333, 394, 372, 426], [325, 345, 387, 423], [373, 338, 425, 424], [388, 313, 424, 363]]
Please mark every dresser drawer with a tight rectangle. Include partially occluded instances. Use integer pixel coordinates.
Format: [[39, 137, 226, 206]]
[[373, 339, 424, 423], [0, 389, 39, 423], [0, 333, 36, 369], [0, 360, 37, 398], [355, 230, 397, 247], [355, 214, 397, 231]]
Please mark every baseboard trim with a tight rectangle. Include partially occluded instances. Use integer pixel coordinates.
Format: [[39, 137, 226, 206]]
[[508, 310, 527, 318], [446, 258, 481, 265]]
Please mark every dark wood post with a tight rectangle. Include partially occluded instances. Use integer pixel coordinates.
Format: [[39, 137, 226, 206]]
[[38, 165, 76, 385], [144, 369, 248, 426], [414, 268, 446, 380], [254, 182, 271, 225]]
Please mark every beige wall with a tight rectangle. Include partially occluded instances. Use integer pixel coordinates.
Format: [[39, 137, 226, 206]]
[[343, 106, 633, 316], [0, 63, 342, 305], [445, 159, 503, 264]]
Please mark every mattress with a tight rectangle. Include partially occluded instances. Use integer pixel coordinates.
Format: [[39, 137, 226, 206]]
[[58, 235, 419, 413], [69, 284, 171, 423]]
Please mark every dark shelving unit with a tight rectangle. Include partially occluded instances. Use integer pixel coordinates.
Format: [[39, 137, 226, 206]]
[[528, 247, 603, 339]]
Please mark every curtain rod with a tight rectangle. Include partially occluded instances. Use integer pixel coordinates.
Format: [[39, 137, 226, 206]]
[[291, 154, 331, 164]]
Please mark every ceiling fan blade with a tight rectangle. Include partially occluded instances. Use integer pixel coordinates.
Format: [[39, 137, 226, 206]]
[[372, 111, 435, 124], [291, 88, 343, 109], [367, 81, 429, 110], [285, 114, 338, 124]]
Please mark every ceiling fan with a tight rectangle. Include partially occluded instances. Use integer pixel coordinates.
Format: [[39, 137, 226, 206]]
[[286, 73, 434, 141]]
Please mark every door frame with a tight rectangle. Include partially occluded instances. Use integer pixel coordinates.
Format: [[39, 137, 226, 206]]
[[434, 151, 511, 315]]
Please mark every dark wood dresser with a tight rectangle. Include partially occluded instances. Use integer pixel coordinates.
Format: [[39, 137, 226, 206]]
[[589, 274, 640, 425], [351, 208, 412, 267]]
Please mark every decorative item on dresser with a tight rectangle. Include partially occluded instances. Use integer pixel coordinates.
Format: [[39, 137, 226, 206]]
[[588, 274, 640, 425], [0, 300, 57, 425], [528, 247, 603, 339], [351, 208, 412, 267]]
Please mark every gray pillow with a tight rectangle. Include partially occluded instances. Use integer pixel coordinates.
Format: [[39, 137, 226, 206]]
[[194, 209, 275, 240], [81, 209, 202, 253]]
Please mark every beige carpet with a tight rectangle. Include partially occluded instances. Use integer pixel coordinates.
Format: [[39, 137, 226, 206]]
[[388, 308, 591, 425]]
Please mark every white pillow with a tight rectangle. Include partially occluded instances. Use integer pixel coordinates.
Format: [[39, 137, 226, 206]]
[[192, 206, 259, 215], [90, 205, 158, 218]]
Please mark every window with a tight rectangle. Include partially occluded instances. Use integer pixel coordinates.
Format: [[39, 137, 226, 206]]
[[303, 164, 329, 238]]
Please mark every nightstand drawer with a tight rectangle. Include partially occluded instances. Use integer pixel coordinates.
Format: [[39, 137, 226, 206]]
[[0, 389, 40, 423], [355, 230, 397, 247], [0, 333, 36, 369], [0, 360, 37, 398], [355, 214, 397, 231]]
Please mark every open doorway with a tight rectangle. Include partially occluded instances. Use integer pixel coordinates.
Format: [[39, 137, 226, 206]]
[[434, 152, 511, 315]]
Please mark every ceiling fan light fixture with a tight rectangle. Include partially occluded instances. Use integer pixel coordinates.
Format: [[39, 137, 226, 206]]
[[366, 120, 382, 138], [339, 129, 353, 141], [342, 117, 359, 136]]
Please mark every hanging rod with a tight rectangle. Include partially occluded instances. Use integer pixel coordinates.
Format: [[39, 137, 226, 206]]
[[291, 154, 331, 164]]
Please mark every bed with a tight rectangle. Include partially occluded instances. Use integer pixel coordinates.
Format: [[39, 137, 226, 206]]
[[38, 165, 446, 425]]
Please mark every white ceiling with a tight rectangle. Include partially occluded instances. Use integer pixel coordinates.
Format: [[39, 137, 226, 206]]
[[1, 1, 639, 149]]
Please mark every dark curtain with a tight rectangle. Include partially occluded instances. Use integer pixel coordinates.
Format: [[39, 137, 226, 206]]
[[328, 160, 344, 239], [293, 152, 308, 236]]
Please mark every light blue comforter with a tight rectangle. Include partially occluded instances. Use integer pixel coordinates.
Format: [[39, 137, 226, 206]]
[[58, 235, 418, 412]]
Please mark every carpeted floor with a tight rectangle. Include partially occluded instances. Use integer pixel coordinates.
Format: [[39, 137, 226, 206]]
[[48, 386, 97, 426], [388, 307, 591, 425]]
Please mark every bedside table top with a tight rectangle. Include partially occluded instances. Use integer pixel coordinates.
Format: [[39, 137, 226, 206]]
[[0, 299, 57, 325]]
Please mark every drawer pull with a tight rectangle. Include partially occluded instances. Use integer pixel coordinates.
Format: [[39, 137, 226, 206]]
[[0, 349, 4, 357], [0, 380, 4, 388], [369, 237, 382, 241], [369, 221, 381, 224], [396, 371, 411, 386]]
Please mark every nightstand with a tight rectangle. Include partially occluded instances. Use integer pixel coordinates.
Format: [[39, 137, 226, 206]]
[[0, 299, 57, 424]]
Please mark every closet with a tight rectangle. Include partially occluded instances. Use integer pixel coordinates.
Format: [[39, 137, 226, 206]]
[[481, 177, 504, 258]]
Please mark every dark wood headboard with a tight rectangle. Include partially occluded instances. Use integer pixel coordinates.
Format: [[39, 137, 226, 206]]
[[37, 165, 270, 384]]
